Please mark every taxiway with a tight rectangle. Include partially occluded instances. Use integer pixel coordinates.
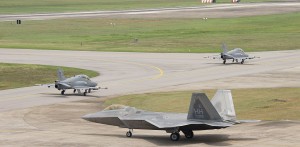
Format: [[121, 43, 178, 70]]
[[1, 2, 300, 146]]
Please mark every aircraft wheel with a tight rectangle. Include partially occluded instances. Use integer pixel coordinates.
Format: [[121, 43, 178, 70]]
[[184, 130, 194, 139], [170, 132, 180, 141], [126, 131, 132, 137], [223, 60, 226, 64], [83, 92, 87, 96], [73, 89, 76, 93], [88, 89, 91, 93], [241, 59, 244, 64], [61, 90, 65, 95]]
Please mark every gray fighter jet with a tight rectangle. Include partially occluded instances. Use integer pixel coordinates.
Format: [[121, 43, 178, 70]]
[[49, 69, 104, 96], [82, 90, 256, 141], [219, 44, 256, 64]]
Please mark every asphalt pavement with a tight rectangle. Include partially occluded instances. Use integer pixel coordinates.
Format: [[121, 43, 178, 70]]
[[0, 49, 300, 112]]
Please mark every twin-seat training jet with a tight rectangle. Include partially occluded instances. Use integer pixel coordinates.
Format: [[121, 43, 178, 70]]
[[215, 44, 257, 64], [82, 90, 258, 141], [46, 69, 104, 96]]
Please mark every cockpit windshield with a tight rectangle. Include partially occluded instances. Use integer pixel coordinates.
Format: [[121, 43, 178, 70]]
[[235, 48, 245, 53], [78, 75, 90, 80], [228, 48, 245, 54]]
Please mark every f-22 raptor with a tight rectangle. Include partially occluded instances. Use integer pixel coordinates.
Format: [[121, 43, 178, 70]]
[[82, 90, 257, 141]]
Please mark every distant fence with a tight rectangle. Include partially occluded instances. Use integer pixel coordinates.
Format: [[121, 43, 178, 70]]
[[201, 0, 214, 3], [201, 0, 240, 3]]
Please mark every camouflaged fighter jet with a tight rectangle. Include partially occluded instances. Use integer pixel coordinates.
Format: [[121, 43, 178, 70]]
[[47, 69, 105, 96], [219, 44, 257, 64], [82, 90, 257, 141]]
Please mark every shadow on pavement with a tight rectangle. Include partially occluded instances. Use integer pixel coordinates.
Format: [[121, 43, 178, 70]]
[[85, 133, 257, 146]]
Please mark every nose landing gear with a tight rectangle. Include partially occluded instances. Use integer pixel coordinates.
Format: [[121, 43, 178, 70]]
[[126, 129, 133, 137], [61, 90, 65, 95]]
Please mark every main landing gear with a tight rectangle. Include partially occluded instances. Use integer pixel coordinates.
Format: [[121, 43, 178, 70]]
[[126, 129, 133, 137], [224, 59, 245, 64], [61, 89, 88, 96], [183, 130, 194, 139], [241, 59, 245, 64], [123, 129, 194, 141], [170, 132, 180, 141], [170, 130, 194, 141], [83, 89, 89, 96]]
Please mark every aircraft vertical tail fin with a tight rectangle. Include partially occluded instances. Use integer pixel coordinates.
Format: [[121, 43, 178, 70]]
[[187, 93, 222, 121], [57, 68, 66, 81], [222, 43, 228, 53], [211, 90, 236, 121]]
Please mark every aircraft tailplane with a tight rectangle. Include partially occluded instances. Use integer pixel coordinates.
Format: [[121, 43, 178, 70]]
[[187, 93, 222, 121], [222, 43, 228, 53], [57, 68, 66, 81], [211, 90, 236, 121]]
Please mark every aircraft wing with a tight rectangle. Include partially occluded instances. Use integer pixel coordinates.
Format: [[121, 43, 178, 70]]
[[204, 55, 220, 59], [144, 93, 234, 129], [235, 119, 261, 124], [247, 56, 259, 59], [36, 82, 71, 89], [232, 56, 257, 60], [35, 83, 55, 88], [145, 116, 233, 129], [73, 86, 100, 90]]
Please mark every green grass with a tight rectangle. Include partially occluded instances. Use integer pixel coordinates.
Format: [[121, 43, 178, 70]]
[[104, 88, 300, 120], [1, 12, 299, 53], [0, 0, 277, 14], [0, 63, 99, 90]]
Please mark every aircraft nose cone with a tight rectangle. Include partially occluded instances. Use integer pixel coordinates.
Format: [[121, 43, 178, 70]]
[[82, 114, 95, 122]]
